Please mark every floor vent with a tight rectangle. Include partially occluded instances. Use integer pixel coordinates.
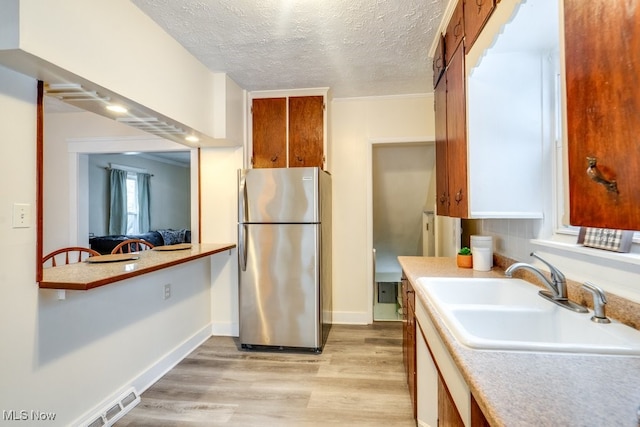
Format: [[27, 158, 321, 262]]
[[83, 388, 140, 427]]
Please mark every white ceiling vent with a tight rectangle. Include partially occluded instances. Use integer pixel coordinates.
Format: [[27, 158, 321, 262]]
[[45, 83, 110, 103], [116, 117, 185, 136]]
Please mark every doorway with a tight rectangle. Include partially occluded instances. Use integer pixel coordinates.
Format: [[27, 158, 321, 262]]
[[372, 142, 435, 321]]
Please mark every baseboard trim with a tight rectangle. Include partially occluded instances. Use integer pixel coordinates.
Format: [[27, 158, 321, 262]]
[[73, 324, 212, 426], [132, 324, 212, 392], [330, 311, 371, 325], [212, 321, 239, 337]]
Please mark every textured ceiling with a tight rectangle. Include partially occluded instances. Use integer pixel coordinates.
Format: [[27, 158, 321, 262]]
[[131, 0, 447, 98]]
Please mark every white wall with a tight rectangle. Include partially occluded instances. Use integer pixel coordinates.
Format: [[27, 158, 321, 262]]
[[331, 94, 435, 323], [0, 65, 217, 427], [199, 147, 244, 336]]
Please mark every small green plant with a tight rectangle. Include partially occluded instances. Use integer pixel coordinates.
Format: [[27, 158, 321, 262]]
[[458, 247, 472, 256]]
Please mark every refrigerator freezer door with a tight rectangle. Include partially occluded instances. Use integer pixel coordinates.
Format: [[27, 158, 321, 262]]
[[240, 167, 319, 224], [239, 223, 321, 349]]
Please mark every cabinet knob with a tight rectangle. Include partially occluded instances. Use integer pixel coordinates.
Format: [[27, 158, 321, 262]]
[[455, 189, 463, 204], [439, 192, 447, 205], [454, 21, 462, 38], [586, 156, 618, 194], [296, 156, 304, 162], [270, 155, 278, 163]]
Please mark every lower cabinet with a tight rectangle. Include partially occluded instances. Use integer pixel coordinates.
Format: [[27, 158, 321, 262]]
[[401, 274, 417, 417], [403, 272, 489, 426], [416, 319, 438, 426], [438, 374, 465, 427]]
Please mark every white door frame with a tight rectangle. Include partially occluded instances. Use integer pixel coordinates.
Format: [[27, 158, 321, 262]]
[[366, 136, 435, 323]]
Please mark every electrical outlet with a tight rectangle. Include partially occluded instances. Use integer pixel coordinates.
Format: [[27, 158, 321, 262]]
[[163, 284, 171, 300], [12, 203, 31, 228]]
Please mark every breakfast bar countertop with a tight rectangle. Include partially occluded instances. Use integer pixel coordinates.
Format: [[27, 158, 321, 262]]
[[398, 256, 640, 427], [40, 243, 236, 291]]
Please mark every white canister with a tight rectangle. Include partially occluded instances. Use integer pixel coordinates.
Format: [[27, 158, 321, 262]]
[[470, 235, 493, 269], [472, 247, 492, 271]]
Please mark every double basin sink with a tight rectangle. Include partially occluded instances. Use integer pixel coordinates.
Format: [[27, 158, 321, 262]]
[[417, 277, 640, 356]]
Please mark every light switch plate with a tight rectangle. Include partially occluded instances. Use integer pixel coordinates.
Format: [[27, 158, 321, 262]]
[[13, 203, 31, 228]]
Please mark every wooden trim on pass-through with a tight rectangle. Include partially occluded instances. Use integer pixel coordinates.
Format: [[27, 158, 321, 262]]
[[36, 81, 44, 283]]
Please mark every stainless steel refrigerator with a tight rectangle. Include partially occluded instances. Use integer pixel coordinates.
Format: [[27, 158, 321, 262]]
[[238, 167, 332, 352]]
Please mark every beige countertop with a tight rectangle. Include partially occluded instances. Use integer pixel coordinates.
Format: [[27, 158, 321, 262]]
[[399, 256, 640, 427], [40, 243, 236, 290]]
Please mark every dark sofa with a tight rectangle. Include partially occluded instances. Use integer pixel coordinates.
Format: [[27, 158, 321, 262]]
[[89, 229, 191, 254]]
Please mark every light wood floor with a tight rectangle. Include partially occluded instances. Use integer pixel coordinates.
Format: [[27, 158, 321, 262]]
[[116, 322, 415, 426]]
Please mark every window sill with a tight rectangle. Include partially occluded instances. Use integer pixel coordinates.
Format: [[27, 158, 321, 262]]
[[531, 238, 640, 267]]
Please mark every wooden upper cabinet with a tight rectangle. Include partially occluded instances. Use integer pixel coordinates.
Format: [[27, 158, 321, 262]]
[[433, 34, 446, 88], [252, 98, 287, 168], [289, 96, 324, 168], [464, 0, 495, 52], [445, 0, 464, 64], [445, 45, 468, 218], [251, 94, 325, 169], [564, 0, 640, 230], [434, 77, 449, 216]]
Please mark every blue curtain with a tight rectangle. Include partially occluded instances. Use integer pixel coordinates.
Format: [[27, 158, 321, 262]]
[[108, 169, 128, 235], [137, 172, 151, 233]]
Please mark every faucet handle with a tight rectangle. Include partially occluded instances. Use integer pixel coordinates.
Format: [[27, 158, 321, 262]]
[[530, 252, 566, 282], [582, 281, 611, 324], [530, 252, 567, 299]]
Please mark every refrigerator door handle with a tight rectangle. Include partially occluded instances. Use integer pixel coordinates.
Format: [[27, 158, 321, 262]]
[[238, 169, 247, 223], [239, 224, 248, 271]]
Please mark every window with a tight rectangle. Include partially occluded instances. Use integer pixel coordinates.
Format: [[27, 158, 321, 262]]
[[126, 172, 139, 234], [108, 163, 151, 236]]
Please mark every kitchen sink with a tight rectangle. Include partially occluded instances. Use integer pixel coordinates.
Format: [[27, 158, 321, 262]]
[[416, 277, 640, 356], [417, 277, 547, 307]]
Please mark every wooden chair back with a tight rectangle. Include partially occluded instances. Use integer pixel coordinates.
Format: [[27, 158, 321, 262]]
[[43, 247, 100, 268], [110, 239, 155, 254]]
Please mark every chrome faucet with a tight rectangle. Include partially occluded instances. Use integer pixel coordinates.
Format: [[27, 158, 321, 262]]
[[505, 252, 588, 313]]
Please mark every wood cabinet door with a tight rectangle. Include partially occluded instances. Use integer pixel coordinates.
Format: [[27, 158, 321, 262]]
[[407, 289, 417, 419], [438, 374, 465, 427], [564, 0, 640, 230], [471, 394, 491, 427], [435, 78, 449, 216], [464, 0, 495, 52], [445, 45, 468, 218], [289, 96, 324, 168], [433, 34, 446, 88], [445, 0, 464, 64], [252, 98, 287, 168], [402, 277, 409, 371]]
